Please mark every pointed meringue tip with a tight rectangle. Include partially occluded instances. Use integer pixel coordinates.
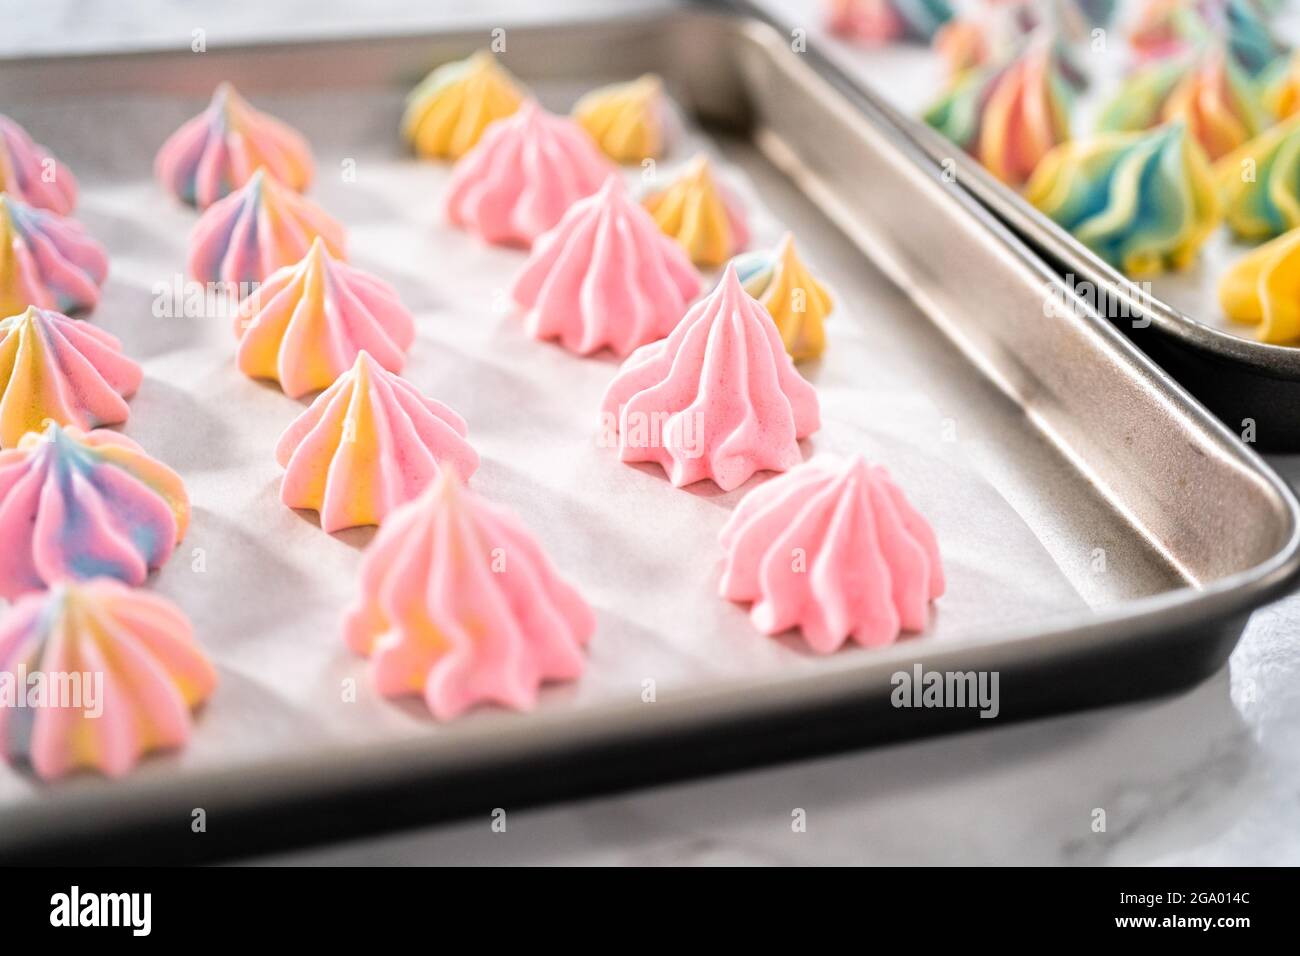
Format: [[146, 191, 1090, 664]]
[[719, 260, 743, 291], [304, 234, 331, 260], [598, 173, 624, 196]]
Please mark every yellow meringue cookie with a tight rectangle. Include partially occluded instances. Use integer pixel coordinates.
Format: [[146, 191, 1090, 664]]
[[573, 74, 667, 163], [734, 233, 833, 362], [1220, 228, 1300, 343], [402, 50, 525, 160], [642, 155, 749, 269]]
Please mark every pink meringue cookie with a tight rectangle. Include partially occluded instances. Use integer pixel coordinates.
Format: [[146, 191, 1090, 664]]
[[0, 578, 216, 780], [275, 350, 479, 532], [343, 469, 594, 720], [0, 306, 142, 448], [600, 263, 821, 491], [234, 237, 414, 398], [510, 175, 700, 356], [444, 99, 614, 248], [188, 167, 346, 291], [0, 424, 189, 599], [719, 454, 944, 653], [0, 115, 77, 215], [0, 193, 108, 317]]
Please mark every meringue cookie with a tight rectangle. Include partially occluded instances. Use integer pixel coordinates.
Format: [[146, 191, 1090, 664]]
[[719, 454, 944, 654], [733, 232, 833, 363], [444, 100, 613, 248], [641, 155, 750, 268], [1129, 0, 1208, 62], [1265, 50, 1300, 119], [234, 237, 414, 397], [0, 115, 77, 215], [510, 175, 700, 356], [0, 424, 188, 599], [188, 167, 346, 290], [1216, 114, 1300, 240], [275, 350, 479, 532], [0, 578, 216, 781], [402, 50, 525, 161], [600, 263, 820, 491], [0, 193, 108, 317], [343, 469, 593, 720], [573, 74, 670, 163], [0, 307, 141, 448], [933, 19, 989, 76], [1226, 0, 1287, 76], [826, 0, 954, 44], [1219, 227, 1300, 343], [155, 82, 314, 209]]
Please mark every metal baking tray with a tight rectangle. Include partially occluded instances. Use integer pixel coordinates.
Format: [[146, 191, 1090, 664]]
[[1, 4, 1298, 864]]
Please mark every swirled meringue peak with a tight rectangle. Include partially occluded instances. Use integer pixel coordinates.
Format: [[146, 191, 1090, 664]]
[[510, 175, 700, 357], [733, 232, 833, 363], [402, 50, 525, 161], [573, 75, 671, 163], [234, 237, 414, 397], [933, 19, 989, 76], [0, 306, 141, 448], [155, 82, 314, 209], [444, 100, 613, 248], [0, 194, 108, 317], [641, 155, 750, 268], [0, 578, 216, 780], [0, 424, 188, 599], [600, 263, 820, 491], [275, 350, 479, 533], [1225, 0, 1287, 76], [343, 469, 593, 720], [718, 454, 944, 654], [1265, 51, 1300, 119], [1217, 114, 1300, 240], [826, 0, 954, 43], [0, 115, 77, 215], [1026, 123, 1220, 275], [1219, 228, 1300, 343], [1128, 0, 1209, 61], [188, 167, 346, 291]]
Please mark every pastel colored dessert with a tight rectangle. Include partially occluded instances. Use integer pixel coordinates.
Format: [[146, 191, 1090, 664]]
[[1216, 115, 1300, 240], [509, 175, 700, 357], [0, 307, 141, 448], [0, 194, 108, 317], [343, 469, 593, 721], [155, 82, 314, 209], [1265, 51, 1300, 119], [600, 263, 820, 491], [402, 50, 525, 161], [0, 578, 216, 781], [572, 74, 670, 163], [641, 155, 750, 268], [444, 100, 612, 248], [1096, 46, 1268, 163], [1225, 0, 1287, 77], [275, 350, 478, 532], [0, 424, 188, 599], [933, 19, 989, 76], [0, 115, 77, 215], [1128, 0, 1212, 62], [188, 167, 346, 290], [234, 237, 414, 398], [718, 454, 944, 654], [826, 0, 954, 43], [1219, 228, 1300, 343], [733, 232, 833, 363], [1025, 123, 1220, 275]]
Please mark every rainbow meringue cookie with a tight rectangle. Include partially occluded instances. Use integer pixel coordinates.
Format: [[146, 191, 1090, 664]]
[[600, 263, 820, 492], [573, 75, 671, 163], [0, 115, 77, 215], [641, 154, 750, 269], [402, 50, 525, 161], [510, 175, 700, 357], [1216, 114, 1300, 240], [155, 82, 314, 209], [188, 167, 346, 291], [1025, 123, 1220, 275], [826, 0, 954, 44], [719, 454, 944, 653], [0, 424, 188, 599], [0, 193, 108, 317], [234, 237, 414, 398], [732, 232, 833, 363], [444, 100, 613, 248], [343, 469, 593, 720], [276, 350, 479, 533], [1219, 228, 1300, 343], [0, 578, 216, 780], [1265, 50, 1300, 119], [0, 306, 141, 448]]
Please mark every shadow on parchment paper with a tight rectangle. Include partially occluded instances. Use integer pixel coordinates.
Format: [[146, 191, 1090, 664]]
[[127, 378, 239, 473]]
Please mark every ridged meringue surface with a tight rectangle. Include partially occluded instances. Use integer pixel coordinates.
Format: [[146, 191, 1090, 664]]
[[1219, 227, 1300, 343], [718, 454, 944, 654], [826, 0, 954, 43], [275, 350, 479, 532], [0, 194, 108, 317], [733, 232, 833, 363], [573, 75, 669, 163], [0, 424, 188, 599], [444, 100, 613, 248], [641, 155, 750, 268], [600, 263, 820, 491], [0, 578, 216, 780], [155, 82, 314, 209], [343, 469, 593, 720], [1266, 50, 1300, 119], [0, 306, 141, 448], [402, 50, 525, 161], [1216, 114, 1300, 240], [510, 175, 700, 356], [235, 237, 414, 397], [0, 115, 77, 215]]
